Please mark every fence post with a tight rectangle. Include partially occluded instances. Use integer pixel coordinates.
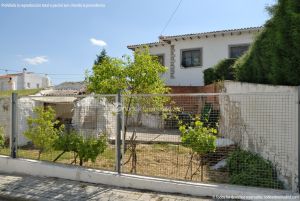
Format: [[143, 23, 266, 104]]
[[10, 93, 17, 158], [115, 90, 122, 174]]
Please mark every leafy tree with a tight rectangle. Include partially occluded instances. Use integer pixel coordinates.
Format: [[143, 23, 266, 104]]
[[0, 126, 4, 148], [53, 130, 107, 166], [87, 47, 169, 94], [234, 0, 300, 85], [94, 49, 108, 65], [24, 106, 64, 160], [179, 119, 217, 181], [86, 47, 170, 172]]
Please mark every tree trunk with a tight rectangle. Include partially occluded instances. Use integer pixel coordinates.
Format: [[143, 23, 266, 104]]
[[53, 151, 66, 162], [38, 150, 42, 160]]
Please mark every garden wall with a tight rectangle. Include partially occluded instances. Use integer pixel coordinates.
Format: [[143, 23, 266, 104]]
[[219, 81, 298, 192]]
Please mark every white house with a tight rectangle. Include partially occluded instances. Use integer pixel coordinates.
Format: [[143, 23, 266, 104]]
[[0, 69, 51, 91], [128, 27, 262, 88]]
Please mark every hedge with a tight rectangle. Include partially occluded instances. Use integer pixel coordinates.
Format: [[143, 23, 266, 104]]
[[234, 0, 300, 86], [203, 58, 236, 85]]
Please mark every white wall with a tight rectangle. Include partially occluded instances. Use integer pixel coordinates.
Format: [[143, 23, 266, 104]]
[[148, 31, 258, 86], [0, 73, 50, 91], [24, 73, 50, 89], [0, 156, 296, 198], [219, 81, 298, 192], [148, 45, 171, 83]]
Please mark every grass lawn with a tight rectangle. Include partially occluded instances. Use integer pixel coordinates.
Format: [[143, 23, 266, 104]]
[[0, 143, 229, 183], [0, 89, 42, 97]]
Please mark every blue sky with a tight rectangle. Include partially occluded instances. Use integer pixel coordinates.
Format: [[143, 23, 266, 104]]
[[0, 0, 276, 85]]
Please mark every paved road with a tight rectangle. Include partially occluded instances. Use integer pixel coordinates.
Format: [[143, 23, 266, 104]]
[[0, 174, 213, 201]]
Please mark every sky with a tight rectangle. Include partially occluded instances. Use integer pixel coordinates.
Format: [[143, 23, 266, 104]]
[[0, 0, 276, 85]]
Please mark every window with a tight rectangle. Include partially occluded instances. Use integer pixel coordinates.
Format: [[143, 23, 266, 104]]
[[36, 84, 40, 88], [152, 54, 165, 66], [229, 44, 250, 58], [181, 49, 202, 68], [27, 83, 31, 88]]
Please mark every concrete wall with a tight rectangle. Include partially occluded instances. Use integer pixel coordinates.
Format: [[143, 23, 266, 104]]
[[219, 81, 298, 192], [0, 156, 296, 198], [148, 31, 258, 87], [17, 98, 43, 146], [0, 97, 43, 146]]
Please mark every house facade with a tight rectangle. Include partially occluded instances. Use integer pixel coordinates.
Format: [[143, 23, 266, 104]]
[[0, 69, 51, 91], [128, 27, 262, 90]]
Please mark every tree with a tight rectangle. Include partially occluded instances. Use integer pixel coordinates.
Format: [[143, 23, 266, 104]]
[[179, 119, 217, 181], [234, 0, 300, 85], [24, 106, 64, 160], [53, 130, 107, 166], [86, 47, 170, 172], [87, 47, 169, 94], [94, 49, 108, 65]]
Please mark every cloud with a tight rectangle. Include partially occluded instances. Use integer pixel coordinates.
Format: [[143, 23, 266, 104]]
[[24, 56, 48, 65], [90, 38, 107, 47]]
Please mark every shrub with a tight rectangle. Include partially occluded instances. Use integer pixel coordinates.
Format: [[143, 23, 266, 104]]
[[204, 58, 236, 85], [179, 119, 217, 181], [24, 106, 65, 160], [227, 149, 283, 188], [54, 130, 107, 166], [203, 68, 216, 85]]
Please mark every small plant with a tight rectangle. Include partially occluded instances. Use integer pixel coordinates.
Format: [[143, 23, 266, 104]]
[[200, 103, 219, 128], [24, 106, 64, 160], [179, 119, 217, 181], [0, 126, 4, 148], [227, 149, 283, 188], [54, 130, 107, 166]]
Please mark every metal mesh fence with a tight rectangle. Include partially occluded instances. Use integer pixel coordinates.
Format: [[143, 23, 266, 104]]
[[0, 96, 11, 156], [0, 92, 298, 191], [120, 93, 298, 191], [14, 95, 117, 172]]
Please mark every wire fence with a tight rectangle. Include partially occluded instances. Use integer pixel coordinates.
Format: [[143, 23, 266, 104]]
[[0, 92, 298, 192], [0, 96, 11, 156]]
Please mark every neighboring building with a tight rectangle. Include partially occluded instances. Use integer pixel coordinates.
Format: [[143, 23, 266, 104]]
[[0, 69, 51, 91], [128, 27, 262, 90]]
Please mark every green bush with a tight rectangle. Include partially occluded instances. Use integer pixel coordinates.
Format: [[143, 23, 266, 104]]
[[227, 149, 283, 188], [54, 130, 107, 166], [234, 0, 300, 85], [204, 58, 236, 85], [203, 68, 217, 85]]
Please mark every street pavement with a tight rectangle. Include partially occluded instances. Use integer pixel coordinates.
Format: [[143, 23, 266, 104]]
[[0, 174, 214, 201]]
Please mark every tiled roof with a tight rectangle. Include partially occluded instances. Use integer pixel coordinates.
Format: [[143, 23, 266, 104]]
[[0, 75, 12, 79], [127, 27, 263, 50], [127, 42, 167, 50], [160, 26, 262, 40]]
